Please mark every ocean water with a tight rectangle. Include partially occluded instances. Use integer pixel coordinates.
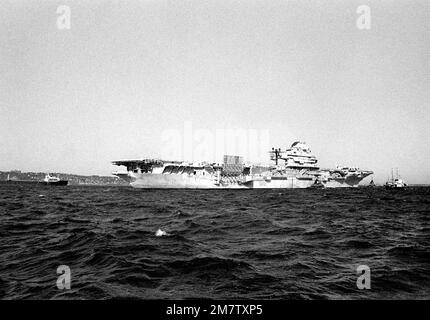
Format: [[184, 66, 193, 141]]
[[0, 184, 429, 300]]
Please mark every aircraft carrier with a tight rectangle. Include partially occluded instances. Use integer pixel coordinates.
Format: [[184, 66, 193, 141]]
[[112, 141, 373, 189]]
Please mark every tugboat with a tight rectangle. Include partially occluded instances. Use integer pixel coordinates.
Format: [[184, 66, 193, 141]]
[[385, 168, 407, 189], [40, 173, 68, 186]]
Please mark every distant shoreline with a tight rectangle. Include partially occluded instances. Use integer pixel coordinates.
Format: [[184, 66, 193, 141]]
[[0, 170, 128, 186]]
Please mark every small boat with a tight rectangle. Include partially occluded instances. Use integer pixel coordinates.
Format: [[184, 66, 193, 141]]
[[309, 178, 325, 189], [385, 179, 407, 189], [39, 173, 68, 186], [385, 168, 407, 189]]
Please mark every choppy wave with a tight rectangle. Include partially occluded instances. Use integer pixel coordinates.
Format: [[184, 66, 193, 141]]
[[0, 184, 429, 299]]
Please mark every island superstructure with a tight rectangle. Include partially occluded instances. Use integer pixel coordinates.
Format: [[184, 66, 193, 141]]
[[112, 141, 373, 189]]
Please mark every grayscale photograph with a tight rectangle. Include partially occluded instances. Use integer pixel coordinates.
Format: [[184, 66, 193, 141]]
[[0, 0, 429, 308]]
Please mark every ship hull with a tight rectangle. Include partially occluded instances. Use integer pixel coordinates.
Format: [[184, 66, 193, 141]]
[[324, 173, 373, 188], [243, 176, 314, 189], [323, 178, 365, 188], [120, 173, 363, 189], [129, 173, 245, 189], [39, 180, 68, 186]]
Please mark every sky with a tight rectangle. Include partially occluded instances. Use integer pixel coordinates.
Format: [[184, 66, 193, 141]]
[[0, 0, 429, 184]]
